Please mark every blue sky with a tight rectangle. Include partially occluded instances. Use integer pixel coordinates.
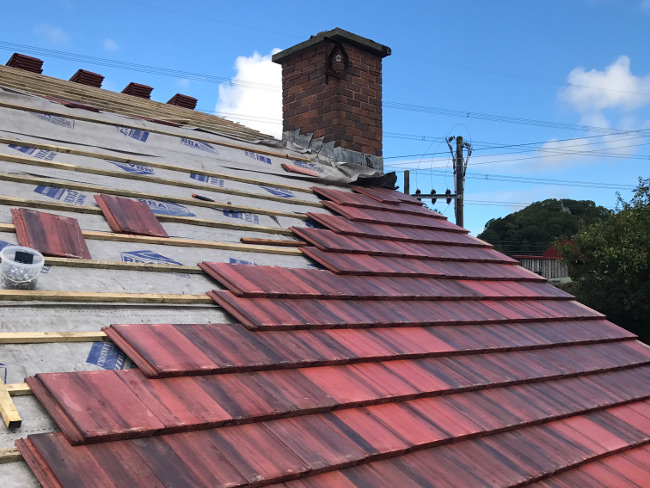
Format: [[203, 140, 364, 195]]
[[1, 0, 649, 240]]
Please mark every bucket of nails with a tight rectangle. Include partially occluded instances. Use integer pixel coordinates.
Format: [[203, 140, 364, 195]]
[[1, 246, 44, 290]]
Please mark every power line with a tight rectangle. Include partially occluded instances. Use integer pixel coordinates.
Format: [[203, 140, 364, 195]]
[[383, 100, 641, 134], [2, 41, 645, 137], [0, 41, 279, 92], [385, 167, 636, 191], [385, 138, 650, 168]]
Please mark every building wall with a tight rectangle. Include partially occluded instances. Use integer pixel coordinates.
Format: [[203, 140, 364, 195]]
[[515, 257, 569, 280]]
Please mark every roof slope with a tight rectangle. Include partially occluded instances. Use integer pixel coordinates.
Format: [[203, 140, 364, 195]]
[[1, 72, 649, 488]]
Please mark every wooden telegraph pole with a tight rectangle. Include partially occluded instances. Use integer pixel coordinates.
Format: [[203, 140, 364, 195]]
[[454, 136, 465, 228]]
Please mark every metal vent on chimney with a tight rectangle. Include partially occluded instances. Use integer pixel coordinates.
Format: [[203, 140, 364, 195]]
[[121, 82, 153, 99], [70, 69, 104, 88], [167, 93, 197, 110], [6, 53, 43, 74]]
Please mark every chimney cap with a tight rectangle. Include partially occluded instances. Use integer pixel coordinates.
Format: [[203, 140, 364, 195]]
[[272, 27, 390, 65]]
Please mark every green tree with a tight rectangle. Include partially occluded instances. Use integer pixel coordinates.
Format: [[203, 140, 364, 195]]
[[478, 199, 611, 255], [558, 178, 650, 342]]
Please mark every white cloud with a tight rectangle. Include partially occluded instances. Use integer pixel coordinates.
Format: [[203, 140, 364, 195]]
[[215, 49, 282, 139], [103, 38, 119, 51], [33, 24, 69, 45], [559, 56, 650, 113]]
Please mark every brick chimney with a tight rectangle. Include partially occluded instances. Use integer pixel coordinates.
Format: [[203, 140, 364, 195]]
[[272, 28, 390, 157]]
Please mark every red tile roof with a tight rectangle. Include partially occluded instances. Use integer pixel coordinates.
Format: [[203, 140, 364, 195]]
[[15, 185, 650, 486]]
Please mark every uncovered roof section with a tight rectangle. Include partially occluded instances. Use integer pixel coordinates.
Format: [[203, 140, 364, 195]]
[[1, 68, 650, 488], [0, 65, 270, 140]]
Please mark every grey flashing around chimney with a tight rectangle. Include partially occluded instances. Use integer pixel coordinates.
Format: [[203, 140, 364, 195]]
[[293, 130, 313, 149], [309, 136, 324, 154], [320, 141, 336, 159], [282, 129, 383, 173], [272, 28, 391, 64]]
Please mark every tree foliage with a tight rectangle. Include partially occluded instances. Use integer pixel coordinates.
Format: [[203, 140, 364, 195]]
[[558, 178, 650, 342], [478, 199, 611, 255]]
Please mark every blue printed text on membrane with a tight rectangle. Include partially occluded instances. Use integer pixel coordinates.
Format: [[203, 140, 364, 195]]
[[190, 173, 225, 187], [30, 112, 74, 129], [229, 258, 257, 265], [34, 185, 86, 205], [86, 342, 131, 370], [121, 250, 189, 278], [137, 199, 195, 217], [107, 160, 154, 175], [116, 127, 150, 142], [180, 138, 219, 155], [9, 145, 57, 161], [121, 250, 183, 266], [292, 160, 324, 174], [245, 151, 271, 164], [222, 210, 260, 225], [260, 186, 295, 198]]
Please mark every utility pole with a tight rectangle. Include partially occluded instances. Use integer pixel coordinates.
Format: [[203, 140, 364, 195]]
[[454, 136, 465, 228]]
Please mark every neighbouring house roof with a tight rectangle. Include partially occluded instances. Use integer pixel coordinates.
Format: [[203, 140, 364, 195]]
[[1, 60, 650, 488]]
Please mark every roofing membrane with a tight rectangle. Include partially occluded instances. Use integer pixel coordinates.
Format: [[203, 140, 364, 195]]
[[0, 67, 650, 487]]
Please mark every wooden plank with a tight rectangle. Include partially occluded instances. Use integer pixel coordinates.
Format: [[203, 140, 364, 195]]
[[0, 171, 309, 220], [0, 223, 303, 255], [0, 135, 318, 193], [43, 257, 203, 273], [0, 66, 262, 137], [0, 290, 213, 304], [239, 238, 307, 247], [0, 195, 294, 236], [0, 447, 22, 464], [5, 384, 31, 396], [0, 378, 21, 428], [0, 153, 323, 208], [0, 68, 309, 158], [0, 331, 108, 344]]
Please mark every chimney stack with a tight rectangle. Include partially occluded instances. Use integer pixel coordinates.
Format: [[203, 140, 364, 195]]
[[272, 28, 390, 157]]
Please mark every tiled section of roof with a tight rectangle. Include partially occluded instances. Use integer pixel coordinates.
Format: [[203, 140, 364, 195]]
[[104, 320, 632, 378], [199, 262, 570, 299], [291, 227, 513, 262], [351, 185, 425, 205], [16, 380, 650, 486], [275, 400, 650, 487], [2, 67, 649, 488], [300, 246, 544, 278], [14, 178, 650, 487], [306, 212, 481, 243]]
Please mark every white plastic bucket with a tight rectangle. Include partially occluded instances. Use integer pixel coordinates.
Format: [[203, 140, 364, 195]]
[[0, 246, 45, 290]]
